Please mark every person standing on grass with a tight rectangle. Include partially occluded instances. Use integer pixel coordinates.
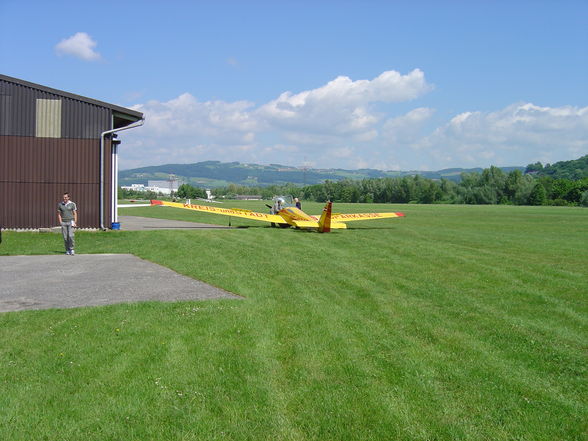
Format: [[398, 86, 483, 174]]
[[57, 192, 77, 255]]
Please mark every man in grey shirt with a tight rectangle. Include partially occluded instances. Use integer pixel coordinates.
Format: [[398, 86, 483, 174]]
[[57, 192, 78, 255]]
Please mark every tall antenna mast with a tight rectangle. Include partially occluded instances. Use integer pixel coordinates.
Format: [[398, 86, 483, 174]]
[[168, 174, 177, 195], [302, 157, 310, 186]]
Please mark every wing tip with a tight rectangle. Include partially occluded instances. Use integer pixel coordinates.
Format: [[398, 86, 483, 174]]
[[150, 200, 163, 206]]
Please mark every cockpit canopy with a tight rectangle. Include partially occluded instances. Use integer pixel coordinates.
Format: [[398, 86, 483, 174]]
[[270, 195, 293, 214], [273, 195, 294, 207], [273, 195, 293, 206]]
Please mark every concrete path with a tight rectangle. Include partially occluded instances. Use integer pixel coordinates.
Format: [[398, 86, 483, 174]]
[[0, 254, 240, 313], [117, 215, 232, 231]]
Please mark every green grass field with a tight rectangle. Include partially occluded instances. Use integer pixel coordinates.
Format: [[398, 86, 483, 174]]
[[1, 203, 586, 440]]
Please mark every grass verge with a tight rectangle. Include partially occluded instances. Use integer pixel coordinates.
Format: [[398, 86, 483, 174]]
[[1, 204, 586, 440]]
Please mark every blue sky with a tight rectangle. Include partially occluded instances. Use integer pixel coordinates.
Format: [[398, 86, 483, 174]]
[[1, 0, 587, 171]]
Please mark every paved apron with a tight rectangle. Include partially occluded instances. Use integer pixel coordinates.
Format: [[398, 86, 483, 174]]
[[0, 254, 240, 313]]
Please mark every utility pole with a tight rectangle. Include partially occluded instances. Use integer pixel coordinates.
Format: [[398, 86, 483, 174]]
[[302, 157, 310, 186], [168, 174, 177, 196]]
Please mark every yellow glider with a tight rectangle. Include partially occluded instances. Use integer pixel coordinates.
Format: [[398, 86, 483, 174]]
[[150, 200, 404, 233]]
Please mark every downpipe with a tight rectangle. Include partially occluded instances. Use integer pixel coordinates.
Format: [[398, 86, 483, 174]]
[[100, 119, 145, 230]]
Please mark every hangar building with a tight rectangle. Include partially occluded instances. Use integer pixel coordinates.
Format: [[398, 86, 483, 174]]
[[0, 74, 144, 229]]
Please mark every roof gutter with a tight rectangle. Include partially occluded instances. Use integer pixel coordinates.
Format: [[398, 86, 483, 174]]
[[100, 118, 145, 230]]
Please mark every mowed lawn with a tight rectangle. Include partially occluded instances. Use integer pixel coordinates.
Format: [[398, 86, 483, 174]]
[[0, 203, 586, 441]]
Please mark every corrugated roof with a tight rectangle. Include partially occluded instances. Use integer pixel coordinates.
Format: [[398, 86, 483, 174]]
[[0, 74, 143, 121]]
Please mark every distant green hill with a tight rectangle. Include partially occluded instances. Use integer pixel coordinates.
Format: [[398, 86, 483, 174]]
[[526, 155, 588, 180], [120, 161, 526, 188]]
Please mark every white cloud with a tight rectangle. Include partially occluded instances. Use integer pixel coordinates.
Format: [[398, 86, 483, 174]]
[[122, 69, 433, 169], [262, 144, 300, 154], [382, 107, 435, 144], [328, 146, 355, 158], [417, 103, 588, 167], [119, 70, 587, 171], [257, 69, 432, 138], [55, 32, 101, 61], [131, 93, 258, 141]]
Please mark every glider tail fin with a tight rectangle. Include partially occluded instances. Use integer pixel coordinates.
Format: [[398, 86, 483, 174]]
[[318, 201, 333, 233]]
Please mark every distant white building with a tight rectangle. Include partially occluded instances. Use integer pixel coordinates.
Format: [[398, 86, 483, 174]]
[[121, 180, 182, 195], [148, 180, 181, 193]]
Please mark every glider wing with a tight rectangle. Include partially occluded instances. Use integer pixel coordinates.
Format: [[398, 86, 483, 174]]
[[150, 200, 285, 223], [330, 212, 405, 222]]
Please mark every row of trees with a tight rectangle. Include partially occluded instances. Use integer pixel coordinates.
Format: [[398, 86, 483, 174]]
[[118, 184, 207, 201], [525, 155, 588, 180], [296, 168, 588, 206], [118, 187, 161, 200], [215, 167, 587, 206], [175, 184, 207, 199], [122, 166, 588, 207]]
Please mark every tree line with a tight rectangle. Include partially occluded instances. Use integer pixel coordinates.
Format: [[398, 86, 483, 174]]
[[525, 155, 588, 180], [210, 166, 588, 207], [121, 166, 588, 207]]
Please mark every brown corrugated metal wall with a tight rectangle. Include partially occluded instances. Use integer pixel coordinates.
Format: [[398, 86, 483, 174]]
[[0, 75, 140, 229], [0, 136, 112, 228]]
